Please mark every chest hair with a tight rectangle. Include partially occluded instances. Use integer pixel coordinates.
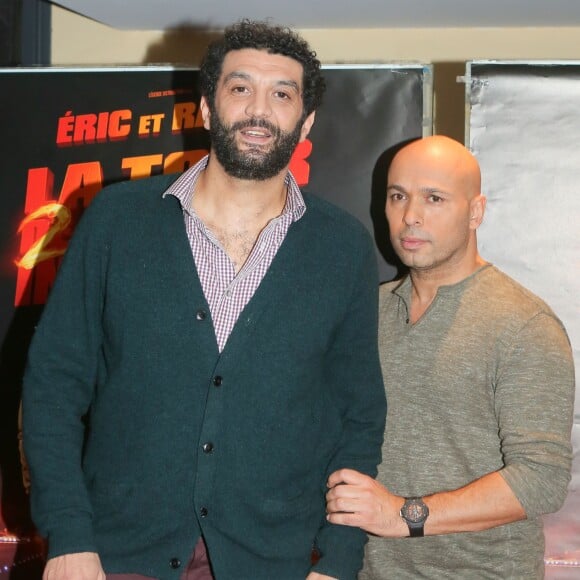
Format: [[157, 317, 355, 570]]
[[208, 222, 263, 273]]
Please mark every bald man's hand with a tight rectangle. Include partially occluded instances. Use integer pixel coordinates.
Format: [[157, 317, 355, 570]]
[[326, 469, 408, 537]]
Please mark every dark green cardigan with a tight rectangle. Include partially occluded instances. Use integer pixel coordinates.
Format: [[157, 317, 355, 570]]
[[23, 173, 386, 580]]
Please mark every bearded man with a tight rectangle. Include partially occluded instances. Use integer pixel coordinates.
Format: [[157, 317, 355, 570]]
[[22, 19, 386, 580]]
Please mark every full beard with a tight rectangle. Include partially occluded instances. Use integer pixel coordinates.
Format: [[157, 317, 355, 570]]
[[209, 109, 303, 181]]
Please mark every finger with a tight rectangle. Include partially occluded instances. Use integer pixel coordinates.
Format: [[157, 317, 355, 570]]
[[327, 468, 366, 488], [327, 495, 368, 515], [328, 510, 382, 536], [326, 484, 364, 504], [327, 510, 365, 528]]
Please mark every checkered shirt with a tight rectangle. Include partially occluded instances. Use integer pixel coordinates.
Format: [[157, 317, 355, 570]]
[[163, 155, 306, 351]]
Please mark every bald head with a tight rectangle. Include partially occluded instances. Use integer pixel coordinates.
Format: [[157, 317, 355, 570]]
[[390, 136, 481, 201], [385, 135, 487, 280]]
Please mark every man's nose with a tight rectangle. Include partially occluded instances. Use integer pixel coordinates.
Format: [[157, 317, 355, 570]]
[[403, 200, 423, 226], [244, 90, 272, 118]]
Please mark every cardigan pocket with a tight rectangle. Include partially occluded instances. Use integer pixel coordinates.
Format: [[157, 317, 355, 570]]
[[89, 480, 165, 557], [248, 490, 320, 559]]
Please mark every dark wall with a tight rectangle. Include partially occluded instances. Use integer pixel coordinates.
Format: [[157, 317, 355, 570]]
[[0, 0, 50, 66]]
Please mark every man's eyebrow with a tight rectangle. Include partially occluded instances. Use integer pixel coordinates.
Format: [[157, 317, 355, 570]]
[[222, 72, 300, 93], [420, 186, 450, 196], [222, 71, 251, 83], [276, 80, 300, 93], [386, 184, 450, 196]]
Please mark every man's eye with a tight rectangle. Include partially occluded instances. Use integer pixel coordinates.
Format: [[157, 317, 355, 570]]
[[274, 91, 290, 99], [429, 195, 443, 203]]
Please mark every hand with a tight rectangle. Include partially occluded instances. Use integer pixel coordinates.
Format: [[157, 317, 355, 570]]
[[43, 552, 106, 580], [306, 573, 338, 580], [326, 468, 407, 537]]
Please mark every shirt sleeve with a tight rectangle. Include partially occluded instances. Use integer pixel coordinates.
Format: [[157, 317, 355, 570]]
[[310, 231, 387, 579], [496, 311, 575, 518]]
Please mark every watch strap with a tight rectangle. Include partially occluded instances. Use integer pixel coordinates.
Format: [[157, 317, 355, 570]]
[[408, 522, 424, 537]]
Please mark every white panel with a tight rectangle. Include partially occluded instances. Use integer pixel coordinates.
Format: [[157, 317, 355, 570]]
[[467, 61, 580, 573]]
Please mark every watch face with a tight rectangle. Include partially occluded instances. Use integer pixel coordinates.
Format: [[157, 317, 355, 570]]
[[402, 498, 429, 523], [406, 503, 426, 522]]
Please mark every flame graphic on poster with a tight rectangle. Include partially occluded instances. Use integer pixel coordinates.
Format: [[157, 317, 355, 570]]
[[15, 203, 72, 269]]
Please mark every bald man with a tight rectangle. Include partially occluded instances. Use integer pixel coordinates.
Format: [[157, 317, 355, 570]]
[[326, 136, 575, 579]]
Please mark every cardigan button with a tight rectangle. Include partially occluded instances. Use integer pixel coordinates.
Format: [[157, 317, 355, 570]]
[[200, 507, 208, 517], [196, 309, 207, 321], [202, 442, 214, 454], [213, 376, 222, 387], [169, 557, 181, 569]]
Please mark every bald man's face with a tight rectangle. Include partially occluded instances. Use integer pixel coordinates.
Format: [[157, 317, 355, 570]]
[[386, 141, 484, 274]]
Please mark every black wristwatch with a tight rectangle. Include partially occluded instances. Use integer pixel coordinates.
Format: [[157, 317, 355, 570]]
[[400, 497, 429, 537]]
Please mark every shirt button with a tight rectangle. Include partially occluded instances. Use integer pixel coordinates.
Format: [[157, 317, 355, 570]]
[[202, 442, 214, 454], [169, 557, 181, 569], [196, 309, 207, 321], [200, 507, 208, 518], [213, 376, 222, 387]]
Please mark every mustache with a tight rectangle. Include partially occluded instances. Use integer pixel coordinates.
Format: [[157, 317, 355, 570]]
[[399, 229, 429, 241], [230, 118, 279, 135]]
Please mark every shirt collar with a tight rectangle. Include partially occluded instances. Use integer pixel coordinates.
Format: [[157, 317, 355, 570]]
[[163, 154, 306, 222]]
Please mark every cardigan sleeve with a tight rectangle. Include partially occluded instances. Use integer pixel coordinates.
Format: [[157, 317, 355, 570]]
[[22, 192, 110, 558], [310, 230, 387, 579]]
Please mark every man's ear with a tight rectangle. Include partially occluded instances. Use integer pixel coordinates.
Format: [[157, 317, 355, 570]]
[[469, 194, 487, 230], [200, 96, 211, 131], [299, 111, 316, 142]]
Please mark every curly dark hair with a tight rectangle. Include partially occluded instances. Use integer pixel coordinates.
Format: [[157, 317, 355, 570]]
[[199, 19, 325, 118]]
